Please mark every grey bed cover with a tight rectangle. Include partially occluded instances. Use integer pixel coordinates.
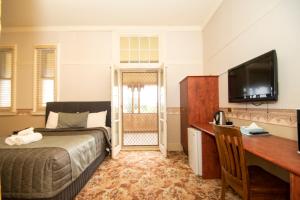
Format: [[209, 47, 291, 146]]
[[0, 127, 110, 199]]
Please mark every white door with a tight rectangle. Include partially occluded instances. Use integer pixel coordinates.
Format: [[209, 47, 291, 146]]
[[159, 64, 167, 157], [111, 65, 122, 158]]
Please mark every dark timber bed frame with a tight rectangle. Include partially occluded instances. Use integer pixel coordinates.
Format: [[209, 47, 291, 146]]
[[6, 101, 111, 200]]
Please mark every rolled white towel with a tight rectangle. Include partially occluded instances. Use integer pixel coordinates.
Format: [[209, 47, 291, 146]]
[[5, 135, 18, 146], [18, 127, 34, 136], [14, 132, 43, 145]]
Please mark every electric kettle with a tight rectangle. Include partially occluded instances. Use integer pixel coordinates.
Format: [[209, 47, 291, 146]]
[[213, 111, 226, 125]]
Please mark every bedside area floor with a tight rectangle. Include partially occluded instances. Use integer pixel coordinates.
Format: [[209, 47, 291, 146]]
[[75, 151, 240, 200]]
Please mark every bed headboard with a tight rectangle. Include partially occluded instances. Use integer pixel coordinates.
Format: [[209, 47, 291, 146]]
[[45, 101, 111, 127]]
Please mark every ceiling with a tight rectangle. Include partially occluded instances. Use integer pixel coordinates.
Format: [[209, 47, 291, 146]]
[[2, 0, 222, 28]]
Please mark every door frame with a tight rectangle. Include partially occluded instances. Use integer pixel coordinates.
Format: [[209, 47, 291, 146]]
[[120, 69, 160, 150], [158, 64, 168, 157], [111, 65, 122, 158], [112, 65, 167, 154]]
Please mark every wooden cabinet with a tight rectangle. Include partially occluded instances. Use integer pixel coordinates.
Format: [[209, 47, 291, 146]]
[[180, 76, 219, 155]]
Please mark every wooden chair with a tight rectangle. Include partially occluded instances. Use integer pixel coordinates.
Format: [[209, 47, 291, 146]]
[[213, 125, 289, 200]]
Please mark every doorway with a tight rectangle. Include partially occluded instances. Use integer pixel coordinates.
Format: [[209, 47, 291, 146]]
[[121, 71, 159, 147]]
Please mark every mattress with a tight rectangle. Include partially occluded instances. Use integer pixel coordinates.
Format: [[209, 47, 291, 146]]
[[0, 127, 110, 199]]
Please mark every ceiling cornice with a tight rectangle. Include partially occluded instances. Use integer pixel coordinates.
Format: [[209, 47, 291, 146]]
[[2, 26, 203, 33], [201, 0, 223, 29]]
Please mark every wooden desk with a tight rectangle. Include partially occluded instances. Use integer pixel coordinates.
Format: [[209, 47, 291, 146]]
[[192, 122, 300, 200]]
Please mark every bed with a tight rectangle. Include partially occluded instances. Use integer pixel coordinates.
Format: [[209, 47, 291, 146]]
[[0, 101, 111, 200]]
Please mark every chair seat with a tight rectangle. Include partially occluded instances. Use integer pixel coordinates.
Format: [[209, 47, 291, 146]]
[[249, 166, 289, 196]]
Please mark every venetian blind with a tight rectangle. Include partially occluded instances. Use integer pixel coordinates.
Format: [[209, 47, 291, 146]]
[[120, 37, 159, 63], [0, 48, 15, 110], [0, 0, 2, 32], [35, 47, 57, 110]]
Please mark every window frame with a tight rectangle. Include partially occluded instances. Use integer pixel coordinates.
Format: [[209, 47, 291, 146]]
[[117, 33, 162, 67], [33, 44, 58, 113], [0, 45, 17, 114]]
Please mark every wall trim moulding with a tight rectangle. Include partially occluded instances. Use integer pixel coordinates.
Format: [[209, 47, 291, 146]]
[[2, 26, 203, 33], [16, 109, 33, 115], [11, 108, 180, 115], [220, 107, 297, 128], [164, 60, 203, 65], [61, 63, 112, 67], [167, 107, 180, 115]]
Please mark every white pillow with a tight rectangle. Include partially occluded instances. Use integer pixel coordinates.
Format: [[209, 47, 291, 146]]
[[46, 111, 59, 129], [87, 111, 107, 128]]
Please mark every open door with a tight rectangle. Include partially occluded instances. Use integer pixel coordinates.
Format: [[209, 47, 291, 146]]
[[159, 64, 167, 157], [111, 65, 122, 158]]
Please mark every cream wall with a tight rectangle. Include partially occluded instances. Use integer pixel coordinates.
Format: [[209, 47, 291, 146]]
[[165, 31, 204, 107], [203, 0, 300, 138], [0, 31, 112, 107], [0, 28, 204, 151], [165, 31, 203, 150], [202, 0, 300, 180]]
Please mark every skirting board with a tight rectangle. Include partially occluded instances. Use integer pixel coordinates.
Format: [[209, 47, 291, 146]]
[[168, 143, 183, 151]]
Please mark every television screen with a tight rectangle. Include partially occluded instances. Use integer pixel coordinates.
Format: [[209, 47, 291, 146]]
[[228, 50, 278, 102]]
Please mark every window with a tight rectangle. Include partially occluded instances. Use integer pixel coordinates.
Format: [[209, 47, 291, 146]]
[[122, 72, 158, 114], [123, 85, 158, 114], [0, 47, 16, 112], [34, 46, 57, 111], [120, 36, 159, 63]]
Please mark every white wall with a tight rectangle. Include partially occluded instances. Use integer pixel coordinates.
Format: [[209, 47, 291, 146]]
[[0, 31, 113, 108], [203, 0, 300, 109], [0, 28, 204, 150], [202, 0, 299, 179], [1, 29, 203, 108], [164, 31, 203, 150], [165, 31, 204, 107]]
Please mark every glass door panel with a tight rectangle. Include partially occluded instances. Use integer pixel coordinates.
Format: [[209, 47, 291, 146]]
[[111, 66, 121, 158], [159, 65, 167, 157], [122, 72, 158, 146]]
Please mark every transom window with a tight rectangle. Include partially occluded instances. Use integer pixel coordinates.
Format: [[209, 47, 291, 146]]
[[120, 36, 159, 63]]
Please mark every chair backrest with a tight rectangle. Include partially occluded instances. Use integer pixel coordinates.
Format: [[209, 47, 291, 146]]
[[213, 125, 249, 198]]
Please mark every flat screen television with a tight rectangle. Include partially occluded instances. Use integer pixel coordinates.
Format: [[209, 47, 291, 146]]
[[228, 50, 278, 103]]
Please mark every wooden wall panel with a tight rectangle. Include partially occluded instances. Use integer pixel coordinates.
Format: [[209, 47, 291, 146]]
[[290, 173, 300, 200], [180, 79, 189, 154], [188, 77, 219, 124], [180, 76, 219, 155], [201, 131, 221, 179]]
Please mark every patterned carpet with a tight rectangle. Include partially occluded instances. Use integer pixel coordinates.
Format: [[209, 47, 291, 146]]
[[75, 151, 240, 200]]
